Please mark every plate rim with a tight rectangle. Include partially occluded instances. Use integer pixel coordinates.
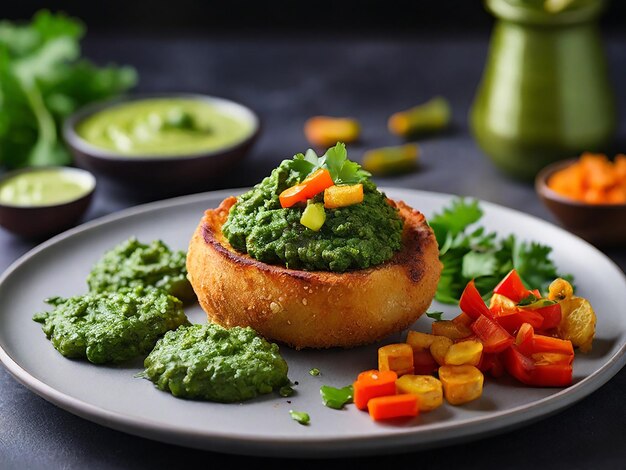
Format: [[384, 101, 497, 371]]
[[1, 187, 625, 457]]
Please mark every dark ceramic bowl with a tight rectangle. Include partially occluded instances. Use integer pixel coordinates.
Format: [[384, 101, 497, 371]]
[[535, 159, 626, 246], [63, 93, 260, 196], [0, 167, 96, 239]]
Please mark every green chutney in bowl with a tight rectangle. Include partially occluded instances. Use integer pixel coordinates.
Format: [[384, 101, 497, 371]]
[[64, 94, 260, 195], [75, 97, 255, 157]]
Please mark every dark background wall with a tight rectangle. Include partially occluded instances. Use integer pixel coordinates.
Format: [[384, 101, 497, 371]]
[[2, 0, 625, 36]]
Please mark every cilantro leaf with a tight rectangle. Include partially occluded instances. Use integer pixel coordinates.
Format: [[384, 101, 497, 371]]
[[432, 198, 573, 304], [429, 198, 483, 248], [513, 240, 568, 293], [517, 293, 539, 306], [322, 142, 370, 184], [288, 142, 370, 185], [426, 311, 444, 321], [0, 10, 136, 169], [462, 251, 498, 279], [290, 153, 316, 180]]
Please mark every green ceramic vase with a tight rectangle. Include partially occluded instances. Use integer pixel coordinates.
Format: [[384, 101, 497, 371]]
[[470, 0, 616, 180]]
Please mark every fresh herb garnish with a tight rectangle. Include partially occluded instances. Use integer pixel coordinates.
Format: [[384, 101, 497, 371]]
[[320, 385, 353, 410], [289, 410, 310, 425], [517, 297, 558, 309], [431, 198, 573, 304], [309, 368, 320, 376], [517, 293, 539, 306], [290, 142, 370, 184], [0, 11, 136, 168], [426, 311, 445, 321]]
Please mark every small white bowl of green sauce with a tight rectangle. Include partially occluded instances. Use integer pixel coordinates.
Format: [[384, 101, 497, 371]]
[[0, 167, 95, 238], [63, 94, 260, 195]]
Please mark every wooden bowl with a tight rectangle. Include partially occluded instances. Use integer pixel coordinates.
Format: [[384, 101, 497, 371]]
[[535, 159, 626, 246], [63, 94, 260, 196], [0, 167, 96, 239]]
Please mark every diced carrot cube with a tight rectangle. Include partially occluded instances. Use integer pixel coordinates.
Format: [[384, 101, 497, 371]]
[[367, 394, 419, 420]]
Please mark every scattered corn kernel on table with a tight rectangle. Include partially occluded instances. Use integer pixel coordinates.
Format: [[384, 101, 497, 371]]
[[1, 35, 625, 469]]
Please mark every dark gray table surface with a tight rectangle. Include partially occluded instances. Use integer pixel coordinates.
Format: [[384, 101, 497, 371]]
[[1, 34, 625, 469]]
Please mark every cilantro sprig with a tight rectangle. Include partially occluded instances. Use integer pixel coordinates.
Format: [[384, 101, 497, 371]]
[[0, 11, 136, 168], [290, 142, 370, 184], [431, 198, 574, 304]]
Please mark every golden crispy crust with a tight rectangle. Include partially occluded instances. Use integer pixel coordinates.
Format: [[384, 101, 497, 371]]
[[187, 196, 442, 349]]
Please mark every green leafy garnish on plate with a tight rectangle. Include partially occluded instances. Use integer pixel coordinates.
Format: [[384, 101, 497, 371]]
[[0, 10, 137, 168], [290, 142, 370, 184], [430, 198, 573, 304], [320, 385, 353, 410], [426, 311, 445, 321], [289, 410, 310, 425]]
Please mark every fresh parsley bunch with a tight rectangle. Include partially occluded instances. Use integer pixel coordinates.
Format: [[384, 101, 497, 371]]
[[0, 10, 137, 168], [430, 198, 573, 304]]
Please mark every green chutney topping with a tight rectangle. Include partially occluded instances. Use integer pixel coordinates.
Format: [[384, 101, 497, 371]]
[[32, 287, 189, 364], [76, 98, 253, 156], [87, 237, 195, 302], [222, 143, 404, 272], [142, 323, 289, 402], [0, 168, 93, 207]]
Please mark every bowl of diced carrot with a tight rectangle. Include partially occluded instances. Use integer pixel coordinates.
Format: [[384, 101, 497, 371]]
[[535, 153, 626, 246]]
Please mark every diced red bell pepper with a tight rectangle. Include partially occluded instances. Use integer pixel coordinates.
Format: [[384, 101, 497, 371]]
[[515, 323, 535, 356], [493, 269, 530, 303], [515, 323, 574, 356], [412, 350, 439, 375], [493, 307, 544, 334], [532, 334, 574, 356], [471, 314, 514, 353], [477, 352, 505, 378], [459, 280, 493, 320], [533, 303, 562, 330], [531, 352, 573, 366], [504, 343, 573, 387], [503, 345, 534, 384], [529, 363, 573, 387]]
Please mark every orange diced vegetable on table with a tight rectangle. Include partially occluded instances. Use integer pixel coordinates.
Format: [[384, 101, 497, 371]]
[[395, 375, 443, 411], [438, 365, 484, 405], [324, 184, 363, 209], [304, 116, 360, 147], [368, 394, 419, 421], [378, 343, 414, 376], [353, 370, 397, 410]]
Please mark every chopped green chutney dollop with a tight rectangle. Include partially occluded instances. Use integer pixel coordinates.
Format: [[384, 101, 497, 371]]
[[222, 143, 404, 272], [87, 237, 195, 302], [32, 287, 190, 364], [142, 323, 289, 402]]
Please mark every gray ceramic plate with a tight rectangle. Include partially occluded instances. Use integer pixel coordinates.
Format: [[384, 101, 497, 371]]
[[1, 188, 625, 457]]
